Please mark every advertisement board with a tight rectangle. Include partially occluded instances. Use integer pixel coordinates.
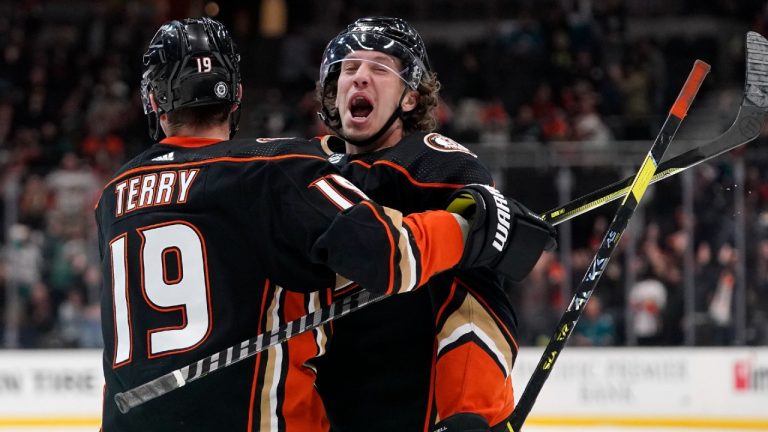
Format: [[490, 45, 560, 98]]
[[513, 347, 768, 428], [0, 348, 766, 429]]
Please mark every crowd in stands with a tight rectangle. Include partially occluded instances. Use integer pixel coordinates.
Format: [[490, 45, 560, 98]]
[[1, 0, 767, 348]]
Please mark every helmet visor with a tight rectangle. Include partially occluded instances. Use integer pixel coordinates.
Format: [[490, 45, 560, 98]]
[[320, 32, 426, 90]]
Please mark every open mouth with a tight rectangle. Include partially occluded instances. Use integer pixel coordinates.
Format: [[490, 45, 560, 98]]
[[349, 96, 373, 119]]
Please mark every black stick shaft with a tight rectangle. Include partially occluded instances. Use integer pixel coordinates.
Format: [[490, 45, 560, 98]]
[[506, 59, 711, 431]]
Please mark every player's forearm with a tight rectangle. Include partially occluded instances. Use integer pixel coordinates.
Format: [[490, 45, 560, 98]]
[[402, 210, 466, 287], [312, 203, 465, 296]]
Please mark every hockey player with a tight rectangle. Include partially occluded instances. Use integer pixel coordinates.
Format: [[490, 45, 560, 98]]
[[313, 17, 556, 432], [96, 18, 550, 432]]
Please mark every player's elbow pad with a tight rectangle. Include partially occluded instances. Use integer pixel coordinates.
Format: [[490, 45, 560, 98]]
[[446, 184, 557, 281]]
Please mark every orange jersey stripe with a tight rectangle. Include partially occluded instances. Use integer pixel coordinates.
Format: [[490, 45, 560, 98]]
[[103, 154, 327, 190], [434, 280, 459, 327], [350, 159, 471, 189], [403, 211, 464, 287]]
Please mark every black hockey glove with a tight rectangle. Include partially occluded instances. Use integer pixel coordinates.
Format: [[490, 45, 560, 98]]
[[446, 184, 557, 281]]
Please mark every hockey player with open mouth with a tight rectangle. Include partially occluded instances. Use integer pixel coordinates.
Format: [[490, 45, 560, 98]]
[[312, 17, 556, 432]]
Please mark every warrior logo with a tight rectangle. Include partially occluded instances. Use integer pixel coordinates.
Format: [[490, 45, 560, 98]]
[[482, 186, 511, 252]]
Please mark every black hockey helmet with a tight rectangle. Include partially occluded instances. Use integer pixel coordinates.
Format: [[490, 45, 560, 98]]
[[140, 17, 242, 140], [318, 17, 431, 145], [319, 16, 431, 92]]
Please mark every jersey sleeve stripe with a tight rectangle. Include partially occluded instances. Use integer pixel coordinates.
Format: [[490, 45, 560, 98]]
[[380, 206, 417, 293], [402, 210, 464, 287], [436, 294, 513, 377], [359, 201, 397, 295], [458, 279, 519, 352], [311, 179, 355, 210], [398, 226, 418, 293]]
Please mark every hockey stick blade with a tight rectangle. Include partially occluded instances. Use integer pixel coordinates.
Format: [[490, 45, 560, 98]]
[[542, 31, 768, 226], [506, 60, 710, 432]]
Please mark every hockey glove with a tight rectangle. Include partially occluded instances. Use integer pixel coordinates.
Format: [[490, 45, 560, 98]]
[[446, 184, 557, 281]]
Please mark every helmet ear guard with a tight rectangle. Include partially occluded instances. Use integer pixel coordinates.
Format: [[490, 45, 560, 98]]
[[140, 17, 242, 140]]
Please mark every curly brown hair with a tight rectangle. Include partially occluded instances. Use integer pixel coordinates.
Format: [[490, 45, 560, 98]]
[[317, 71, 441, 136]]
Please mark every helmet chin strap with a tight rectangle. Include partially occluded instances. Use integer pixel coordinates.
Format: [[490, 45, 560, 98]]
[[148, 111, 165, 141], [324, 88, 408, 148], [229, 105, 241, 139]]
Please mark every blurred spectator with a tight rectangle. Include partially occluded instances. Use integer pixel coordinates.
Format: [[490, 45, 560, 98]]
[[573, 295, 616, 346], [0, 0, 763, 349], [45, 153, 100, 220], [510, 104, 542, 141], [479, 98, 511, 147], [619, 61, 652, 139], [629, 278, 667, 345], [541, 108, 571, 141], [4, 224, 43, 300], [572, 87, 613, 148], [517, 252, 564, 345], [709, 243, 738, 344], [17, 174, 48, 231], [57, 289, 101, 348], [19, 282, 54, 347]]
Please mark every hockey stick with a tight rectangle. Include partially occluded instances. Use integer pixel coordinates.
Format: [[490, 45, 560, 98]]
[[505, 59, 711, 431], [115, 289, 386, 413], [116, 32, 768, 413], [113, 59, 708, 415], [543, 31, 768, 226]]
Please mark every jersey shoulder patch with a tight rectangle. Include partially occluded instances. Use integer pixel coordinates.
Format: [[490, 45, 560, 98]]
[[423, 133, 476, 157]]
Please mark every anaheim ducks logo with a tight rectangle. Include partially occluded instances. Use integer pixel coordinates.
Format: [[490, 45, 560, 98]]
[[423, 133, 476, 157]]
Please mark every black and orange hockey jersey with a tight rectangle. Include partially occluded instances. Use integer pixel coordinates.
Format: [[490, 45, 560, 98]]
[[96, 136, 466, 432], [313, 132, 520, 431]]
